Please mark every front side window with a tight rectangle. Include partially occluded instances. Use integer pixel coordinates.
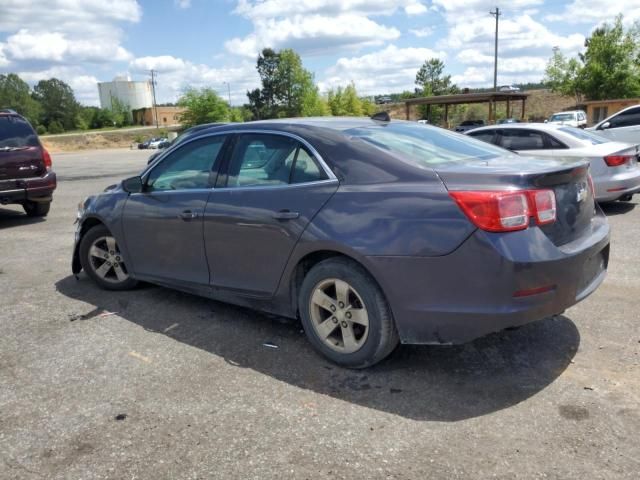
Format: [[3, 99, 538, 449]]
[[608, 107, 640, 128], [146, 135, 226, 191], [467, 130, 497, 144], [225, 133, 327, 187], [500, 129, 545, 150]]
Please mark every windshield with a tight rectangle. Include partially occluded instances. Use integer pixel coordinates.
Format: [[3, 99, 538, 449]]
[[0, 116, 39, 148], [345, 122, 508, 166], [558, 127, 609, 145], [549, 113, 575, 122]]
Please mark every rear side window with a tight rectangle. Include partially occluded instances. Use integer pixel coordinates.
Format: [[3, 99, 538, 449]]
[[500, 129, 545, 150], [558, 127, 608, 145], [0, 116, 39, 148], [225, 134, 327, 188]]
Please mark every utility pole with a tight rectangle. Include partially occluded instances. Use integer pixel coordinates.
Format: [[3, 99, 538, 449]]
[[223, 81, 231, 105], [149, 69, 159, 128], [490, 7, 501, 92]]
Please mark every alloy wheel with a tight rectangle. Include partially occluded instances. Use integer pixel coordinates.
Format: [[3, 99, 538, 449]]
[[309, 278, 369, 354], [87, 236, 130, 283]]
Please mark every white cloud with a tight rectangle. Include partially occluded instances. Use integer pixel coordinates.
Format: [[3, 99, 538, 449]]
[[4, 29, 132, 64], [319, 44, 446, 94], [128, 55, 260, 105], [545, 1, 640, 24], [227, 0, 429, 57], [16, 66, 101, 105], [409, 27, 434, 38], [225, 14, 400, 58]]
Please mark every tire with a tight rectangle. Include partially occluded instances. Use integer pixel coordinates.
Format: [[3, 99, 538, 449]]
[[23, 201, 50, 217], [298, 257, 399, 368], [79, 225, 138, 291]]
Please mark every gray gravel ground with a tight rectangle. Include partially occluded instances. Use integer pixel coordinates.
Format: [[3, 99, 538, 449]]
[[1, 148, 639, 479]]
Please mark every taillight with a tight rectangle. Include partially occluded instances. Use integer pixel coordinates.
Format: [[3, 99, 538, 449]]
[[450, 189, 556, 233], [42, 148, 52, 170], [604, 155, 632, 167]]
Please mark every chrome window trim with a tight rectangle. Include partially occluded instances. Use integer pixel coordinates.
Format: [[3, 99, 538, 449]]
[[137, 127, 338, 194]]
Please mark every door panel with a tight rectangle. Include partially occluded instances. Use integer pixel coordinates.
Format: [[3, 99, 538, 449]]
[[122, 191, 211, 283], [204, 182, 338, 295], [121, 134, 228, 284]]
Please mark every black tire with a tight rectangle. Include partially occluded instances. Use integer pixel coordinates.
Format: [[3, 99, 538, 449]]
[[79, 225, 138, 291], [298, 257, 399, 368], [23, 201, 50, 217]]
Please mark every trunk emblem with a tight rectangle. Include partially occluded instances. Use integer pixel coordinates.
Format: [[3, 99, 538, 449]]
[[576, 183, 587, 203]]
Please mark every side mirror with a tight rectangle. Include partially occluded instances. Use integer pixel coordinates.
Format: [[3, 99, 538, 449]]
[[122, 176, 143, 193], [599, 121, 611, 130], [543, 119, 548, 123]]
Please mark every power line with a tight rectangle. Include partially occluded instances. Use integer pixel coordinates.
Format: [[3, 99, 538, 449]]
[[489, 7, 501, 92], [149, 69, 159, 128]]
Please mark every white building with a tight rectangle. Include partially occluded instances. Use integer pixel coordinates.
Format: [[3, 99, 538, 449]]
[[97, 76, 153, 111]]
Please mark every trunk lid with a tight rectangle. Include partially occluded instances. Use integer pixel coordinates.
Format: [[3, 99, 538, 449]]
[[435, 155, 595, 246]]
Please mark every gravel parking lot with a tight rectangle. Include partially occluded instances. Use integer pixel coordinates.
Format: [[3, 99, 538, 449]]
[[1, 148, 639, 479]]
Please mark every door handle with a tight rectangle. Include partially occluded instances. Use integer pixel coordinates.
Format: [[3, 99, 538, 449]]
[[179, 210, 199, 221], [272, 210, 299, 220]]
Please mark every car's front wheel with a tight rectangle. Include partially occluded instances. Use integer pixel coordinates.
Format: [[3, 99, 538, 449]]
[[299, 257, 399, 368], [79, 225, 138, 290]]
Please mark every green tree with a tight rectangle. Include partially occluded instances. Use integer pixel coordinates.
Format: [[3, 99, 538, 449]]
[[544, 16, 640, 101], [109, 97, 132, 127], [0, 73, 41, 125], [301, 85, 329, 116], [247, 47, 320, 118], [32, 78, 79, 131], [579, 16, 640, 99], [47, 120, 64, 134], [544, 49, 583, 104], [415, 58, 458, 96], [177, 87, 229, 127]]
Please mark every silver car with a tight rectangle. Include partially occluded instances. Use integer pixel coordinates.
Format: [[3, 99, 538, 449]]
[[588, 104, 640, 144], [467, 123, 640, 202]]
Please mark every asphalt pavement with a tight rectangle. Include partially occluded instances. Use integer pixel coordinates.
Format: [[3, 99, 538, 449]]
[[1, 148, 638, 479]]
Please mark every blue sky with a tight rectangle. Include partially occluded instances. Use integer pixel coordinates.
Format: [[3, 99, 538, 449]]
[[1, 0, 638, 106]]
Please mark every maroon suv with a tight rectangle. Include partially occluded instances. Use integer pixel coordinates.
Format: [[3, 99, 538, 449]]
[[0, 109, 56, 217]]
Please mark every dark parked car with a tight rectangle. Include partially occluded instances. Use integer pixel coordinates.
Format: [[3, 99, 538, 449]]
[[138, 137, 162, 149], [0, 109, 56, 216], [455, 120, 485, 132], [73, 118, 610, 367]]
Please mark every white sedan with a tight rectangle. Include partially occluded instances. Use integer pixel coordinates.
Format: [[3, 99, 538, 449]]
[[466, 123, 640, 203]]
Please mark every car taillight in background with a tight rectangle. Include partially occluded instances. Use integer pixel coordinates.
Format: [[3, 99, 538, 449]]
[[42, 148, 52, 170], [449, 189, 557, 233], [604, 154, 633, 167]]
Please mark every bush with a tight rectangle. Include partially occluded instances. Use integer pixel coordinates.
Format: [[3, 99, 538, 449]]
[[36, 125, 47, 135], [47, 120, 64, 134]]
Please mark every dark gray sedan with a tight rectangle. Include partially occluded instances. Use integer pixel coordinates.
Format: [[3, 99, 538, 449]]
[[73, 118, 610, 367]]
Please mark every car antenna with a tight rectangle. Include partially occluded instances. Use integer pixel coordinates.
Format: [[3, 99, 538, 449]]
[[371, 111, 391, 123]]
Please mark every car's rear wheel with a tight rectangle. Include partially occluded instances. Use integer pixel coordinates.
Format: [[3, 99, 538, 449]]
[[79, 225, 138, 290], [23, 200, 50, 217], [299, 257, 399, 368]]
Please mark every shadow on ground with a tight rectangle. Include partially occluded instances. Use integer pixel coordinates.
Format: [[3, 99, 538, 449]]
[[56, 275, 580, 422], [0, 207, 46, 229], [600, 201, 636, 216]]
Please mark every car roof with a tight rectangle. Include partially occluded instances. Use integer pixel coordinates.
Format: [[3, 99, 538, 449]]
[[550, 110, 584, 115]]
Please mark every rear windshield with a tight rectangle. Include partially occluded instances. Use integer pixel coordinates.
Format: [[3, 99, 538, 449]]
[[0, 116, 39, 148], [558, 127, 609, 145], [345, 122, 508, 166], [549, 113, 575, 122]]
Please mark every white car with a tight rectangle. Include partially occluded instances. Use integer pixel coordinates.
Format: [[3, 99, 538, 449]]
[[466, 123, 640, 202], [546, 110, 588, 129], [499, 85, 520, 92], [587, 104, 640, 144], [148, 137, 169, 149]]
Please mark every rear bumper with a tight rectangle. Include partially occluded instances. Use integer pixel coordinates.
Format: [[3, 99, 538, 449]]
[[0, 171, 57, 204], [366, 213, 610, 345], [594, 167, 640, 202]]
